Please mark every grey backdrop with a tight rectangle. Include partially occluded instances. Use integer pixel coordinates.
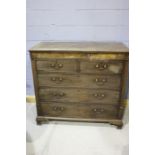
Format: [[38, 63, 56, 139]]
[[26, 0, 129, 95]]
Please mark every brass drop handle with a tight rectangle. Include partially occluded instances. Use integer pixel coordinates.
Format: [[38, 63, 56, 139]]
[[50, 64, 55, 67], [51, 92, 66, 97], [51, 77, 64, 83], [95, 63, 107, 70], [95, 78, 107, 85], [59, 77, 63, 81], [93, 108, 97, 112], [51, 77, 56, 81], [95, 78, 106, 82], [94, 93, 98, 97], [58, 64, 63, 68], [53, 106, 57, 111], [93, 93, 105, 99], [101, 94, 105, 97], [93, 108, 105, 113], [50, 62, 63, 69], [52, 106, 64, 112], [60, 92, 65, 96]]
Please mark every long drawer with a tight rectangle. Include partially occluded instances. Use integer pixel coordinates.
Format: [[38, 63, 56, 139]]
[[38, 74, 121, 90], [39, 88, 120, 104], [40, 103, 118, 119]]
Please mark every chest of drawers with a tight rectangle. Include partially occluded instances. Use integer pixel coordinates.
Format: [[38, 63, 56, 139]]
[[29, 42, 129, 128]]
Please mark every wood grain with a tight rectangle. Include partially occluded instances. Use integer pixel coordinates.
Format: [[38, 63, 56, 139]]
[[38, 73, 121, 90], [36, 59, 76, 73], [39, 88, 120, 104], [31, 52, 128, 60], [40, 102, 118, 119], [30, 55, 42, 115], [30, 42, 129, 52], [80, 60, 123, 74], [29, 42, 129, 128]]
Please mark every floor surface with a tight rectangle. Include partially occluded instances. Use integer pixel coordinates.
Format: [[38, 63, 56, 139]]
[[26, 103, 129, 155]]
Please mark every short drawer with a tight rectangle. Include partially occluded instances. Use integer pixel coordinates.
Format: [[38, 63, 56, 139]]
[[36, 59, 77, 73], [40, 103, 118, 119], [80, 60, 123, 74], [38, 74, 121, 90], [39, 88, 120, 105]]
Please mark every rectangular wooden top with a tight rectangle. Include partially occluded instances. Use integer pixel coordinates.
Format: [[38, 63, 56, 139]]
[[30, 42, 129, 53]]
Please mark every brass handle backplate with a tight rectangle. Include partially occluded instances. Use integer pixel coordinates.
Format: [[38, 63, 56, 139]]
[[51, 77, 64, 83], [95, 78, 107, 85], [50, 61, 63, 70], [92, 108, 105, 113], [51, 92, 66, 98], [93, 93, 105, 99], [95, 63, 108, 70], [52, 106, 64, 112]]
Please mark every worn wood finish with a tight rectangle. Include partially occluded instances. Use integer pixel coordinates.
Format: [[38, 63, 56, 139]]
[[31, 53, 128, 60], [36, 116, 123, 128], [30, 42, 128, 53], [30, 56, 42, 115], [36, 59, 77, 73], [39, 88, 120, 104], [36, 59, 124, 74], [40, 103, 118, 119], [80, 60, 123, 74], [38, 73, 121, 90], [29, 42, 129, 128], [118, 60, 129, 119]]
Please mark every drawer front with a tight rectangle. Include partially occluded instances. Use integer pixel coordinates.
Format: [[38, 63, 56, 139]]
[[81, 60, 123, 74], [38, 74, 121, 90], [39, 88, 120, 104], [40, 103, 118, 119], [36, 59, 77, 73]]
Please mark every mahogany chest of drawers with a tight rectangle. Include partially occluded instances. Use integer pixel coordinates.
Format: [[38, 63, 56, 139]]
[[29, 42, 129, 128]]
